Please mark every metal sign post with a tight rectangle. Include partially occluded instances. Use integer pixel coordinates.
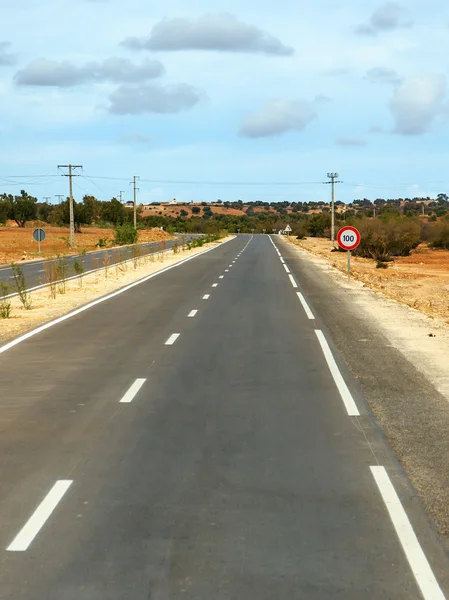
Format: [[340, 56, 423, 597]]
[[337, 226, 361, 282], [33, 228, 46, 256]]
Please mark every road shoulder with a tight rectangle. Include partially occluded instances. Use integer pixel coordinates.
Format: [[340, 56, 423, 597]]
[[279, 235, 449, 545]]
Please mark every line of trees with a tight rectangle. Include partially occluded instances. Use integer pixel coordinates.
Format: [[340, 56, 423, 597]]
[[0, 192, 141, 229]]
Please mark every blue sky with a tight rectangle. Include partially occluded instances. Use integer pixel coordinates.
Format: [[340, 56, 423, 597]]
[[2, 0, 449, 204]]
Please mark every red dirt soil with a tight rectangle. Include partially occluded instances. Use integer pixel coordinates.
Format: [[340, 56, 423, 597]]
[[0, 223, 172, 264]]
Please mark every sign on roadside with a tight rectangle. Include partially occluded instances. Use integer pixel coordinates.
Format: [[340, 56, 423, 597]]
[[285, 224, 292, 233], [32, 228, 46, 256], [337, 226, 361, 281], [337, 226, 360, 251]]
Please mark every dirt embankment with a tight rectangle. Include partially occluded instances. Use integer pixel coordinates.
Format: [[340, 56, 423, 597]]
[[290, 236, 449, 323], [0, 223, 173, 265]]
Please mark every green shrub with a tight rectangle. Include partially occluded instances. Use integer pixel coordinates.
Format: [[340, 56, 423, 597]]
[[0, 280, 12, 318], [114, 223, 138, 245], [308, 213, 331, 237], [353, 218, 421, 260], [97, 238, 107, 248], [429, 223, 449, 249], [11, 263, 32, 309]]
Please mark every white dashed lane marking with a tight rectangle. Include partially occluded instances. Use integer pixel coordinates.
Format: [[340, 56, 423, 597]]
[[165, 333, 180, 346]]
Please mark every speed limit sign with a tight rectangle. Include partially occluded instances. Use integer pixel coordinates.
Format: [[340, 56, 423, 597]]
[[337, 226, 361, 251], [337, 226, 361, 281]]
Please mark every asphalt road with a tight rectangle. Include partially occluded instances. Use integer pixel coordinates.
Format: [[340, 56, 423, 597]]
[[0, 234, 447, 599], [0, 233, 199, 294]]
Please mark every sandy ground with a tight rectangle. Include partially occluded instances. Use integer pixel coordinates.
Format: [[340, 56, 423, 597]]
[[0, 237, 231, 344], [0, 223, 173, 264], [292, 236, 449, 322]]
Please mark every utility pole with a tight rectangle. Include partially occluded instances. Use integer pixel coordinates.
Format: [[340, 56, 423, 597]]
[[43, 196, 51, 202], [119, 190, 125, 204], [55, 194, 64, 205], [324, 172, 342, 250], [58, 164, 82, 248], [130, 176, 139, 229]]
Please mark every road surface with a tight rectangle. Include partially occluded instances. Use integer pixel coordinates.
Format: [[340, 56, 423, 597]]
[[0, 233, 199, 295], [0, 234, 447, 599]]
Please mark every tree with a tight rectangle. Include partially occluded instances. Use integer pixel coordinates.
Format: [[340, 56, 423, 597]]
[[82, 195, 101, 223], [308, 213, 331, 237], [192, 206, 201, 214], [180, 209, 188, 217], [100, 198, 126, 225], [0, 197, 11, 223], [36, 202, 53, 223], [7, 190, 38, 227]]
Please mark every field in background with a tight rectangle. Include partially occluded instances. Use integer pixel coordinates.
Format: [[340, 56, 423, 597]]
[[291, 237, 449, 322], [0, 223, 173, 264]]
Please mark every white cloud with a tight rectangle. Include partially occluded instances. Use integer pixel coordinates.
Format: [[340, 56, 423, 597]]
[[121, 13, 294, 56], [107, 83, 203, 115], [14, 57, 164, 87], [389, 75, 448, 135], [355, 2, 413, 36], [366, 66, 402, 85], [0, 41, 16, 66], [239, 99, 316, 138], [335, 135, 367, 146]]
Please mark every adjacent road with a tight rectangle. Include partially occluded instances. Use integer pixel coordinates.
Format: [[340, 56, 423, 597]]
[[0, 233, 199, 294], [0, 234, 447, 598]]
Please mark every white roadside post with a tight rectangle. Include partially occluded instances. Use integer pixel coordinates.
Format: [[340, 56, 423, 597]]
[[337, 226, 361, 281]]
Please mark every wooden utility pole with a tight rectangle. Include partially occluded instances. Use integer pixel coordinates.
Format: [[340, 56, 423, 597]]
[[58, 164, 82, 248]]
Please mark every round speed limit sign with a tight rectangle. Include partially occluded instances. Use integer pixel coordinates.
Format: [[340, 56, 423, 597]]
[[337, 226, 361, 251]]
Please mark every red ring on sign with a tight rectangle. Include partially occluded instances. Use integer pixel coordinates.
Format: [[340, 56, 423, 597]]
[[337, 226, 361, 251]]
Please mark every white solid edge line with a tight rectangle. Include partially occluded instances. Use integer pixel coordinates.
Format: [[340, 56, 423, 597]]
[[119, 378, 146, 403], [296, 292, 315, 320], [203, 294, 210, 299], [370, 466, 445, 600], [3, 247, 176, 300], [280, 258, 285, 264], [288, 274, 298, 288], [7, 480, 73, 552], [188, 309, 198, 317], [0, 237, 235, 356], [165, 333, 180, 345], [283, 264, 291, 274], [314, 330, 360, 416]]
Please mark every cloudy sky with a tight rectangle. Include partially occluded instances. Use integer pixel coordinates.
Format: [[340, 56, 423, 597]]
[[2, 0, 449, 204]]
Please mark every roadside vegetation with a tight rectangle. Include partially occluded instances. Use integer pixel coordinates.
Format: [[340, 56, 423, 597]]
[[0, 232, 226, 321], [3, 187, 449, 262]]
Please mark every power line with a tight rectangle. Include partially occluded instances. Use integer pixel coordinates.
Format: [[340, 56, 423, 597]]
[[80, 169, 111, 198]]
